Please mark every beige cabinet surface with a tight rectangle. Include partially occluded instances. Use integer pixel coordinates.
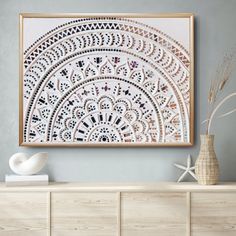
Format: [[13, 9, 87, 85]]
[[121, 192, 187, 236], [51, 192, 118, 236], [0, 192, 48, 236], [1, 183, 236, 236], [191, 192, 236, 236]]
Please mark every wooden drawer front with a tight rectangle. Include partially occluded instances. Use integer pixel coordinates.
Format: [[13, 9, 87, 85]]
[[0, 192, 48, 236], [191, 192, 236, 236], [121, 192, 187, 236], [51, 192, 117, 236]]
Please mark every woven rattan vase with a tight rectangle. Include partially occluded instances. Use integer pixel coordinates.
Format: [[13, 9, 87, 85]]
[[195, 135, 219, 185]]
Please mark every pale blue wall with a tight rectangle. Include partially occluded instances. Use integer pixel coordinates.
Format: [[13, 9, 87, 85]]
[[0, 0, 236, 182]]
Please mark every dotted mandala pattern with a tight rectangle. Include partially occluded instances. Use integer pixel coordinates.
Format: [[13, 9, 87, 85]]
[[22, 17, 192, 145]]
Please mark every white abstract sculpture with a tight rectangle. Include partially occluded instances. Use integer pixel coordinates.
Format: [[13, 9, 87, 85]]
[[9, 152, 48, 175]]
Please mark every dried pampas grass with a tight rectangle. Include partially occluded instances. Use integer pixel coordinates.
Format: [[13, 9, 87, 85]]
[[205, 50, 236, 134]]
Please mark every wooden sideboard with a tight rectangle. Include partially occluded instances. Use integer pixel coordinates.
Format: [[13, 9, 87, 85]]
[[0, 182, 236, 236]]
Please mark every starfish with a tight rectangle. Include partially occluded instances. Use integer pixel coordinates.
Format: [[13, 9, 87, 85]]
[[174, 155, 197, 182]]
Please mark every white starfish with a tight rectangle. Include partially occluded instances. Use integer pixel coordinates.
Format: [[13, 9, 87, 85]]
[[174, 155, 197, 182]]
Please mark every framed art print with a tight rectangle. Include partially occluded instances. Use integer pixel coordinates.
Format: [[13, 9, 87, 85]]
[[19, 13, 194, 147]]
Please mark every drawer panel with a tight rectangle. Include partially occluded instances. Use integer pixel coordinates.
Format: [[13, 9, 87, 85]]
[[191, 192, 236, 236], [0, 192, 48, 236], [51, 192, 117, 236], [121, 192, 187, 236]]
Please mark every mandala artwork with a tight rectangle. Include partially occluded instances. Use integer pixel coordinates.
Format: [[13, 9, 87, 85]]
[[20, 14, 194, 146]]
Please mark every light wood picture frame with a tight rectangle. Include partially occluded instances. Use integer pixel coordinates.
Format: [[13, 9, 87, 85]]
[[19, 13, 194, 147]]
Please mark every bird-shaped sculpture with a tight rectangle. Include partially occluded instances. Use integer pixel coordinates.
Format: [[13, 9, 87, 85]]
[[9, 152, 48, 175]]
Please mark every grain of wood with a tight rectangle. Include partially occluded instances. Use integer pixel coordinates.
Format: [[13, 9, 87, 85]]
[[51, 192, 117, 236], [1, 182, 236, 192], [1, 183, 236, 236], [121, 192, 187, 236], [47, 192, 51, 236], [191, 192, 236, 236], [186, 192, 191, 236], [0, 192, 47, 236]]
